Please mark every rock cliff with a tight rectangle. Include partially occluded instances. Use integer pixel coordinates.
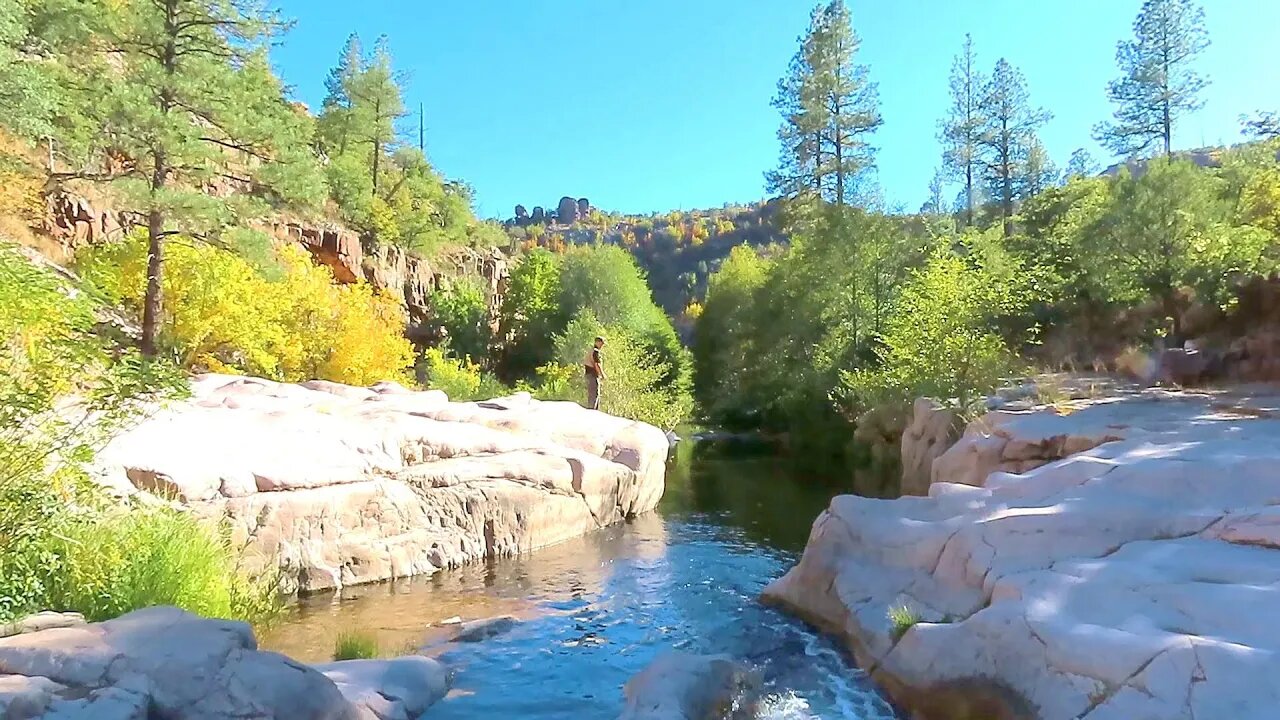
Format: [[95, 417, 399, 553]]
[[90, 374, 670, 594], [765, 387, 1280, 720]]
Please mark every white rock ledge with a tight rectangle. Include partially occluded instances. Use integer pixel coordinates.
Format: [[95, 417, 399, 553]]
[[90, 374, 670, 593], [764, 388, 1280, 720]]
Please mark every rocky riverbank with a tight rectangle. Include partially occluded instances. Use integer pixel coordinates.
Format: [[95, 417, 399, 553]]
[[0, 606, 448, 719], [765, 386, 1280, 719], [89, 374, 670, 593]]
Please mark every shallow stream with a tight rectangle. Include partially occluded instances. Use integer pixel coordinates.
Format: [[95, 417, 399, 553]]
[[263, 440, 900, 719]]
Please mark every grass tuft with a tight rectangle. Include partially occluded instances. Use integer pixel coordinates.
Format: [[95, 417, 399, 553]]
[[333, 630, 380, 661], [888, 603, 922, 641]]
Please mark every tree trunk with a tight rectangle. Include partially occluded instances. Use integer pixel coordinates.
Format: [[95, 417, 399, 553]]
[[965, 162, 973, 227], [141, 203, 165, 357], [143, 0, 177, 358]]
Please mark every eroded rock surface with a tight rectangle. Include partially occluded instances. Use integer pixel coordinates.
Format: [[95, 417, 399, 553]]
[[765, 388, 1280, 720], [90, 374, 669, 593]]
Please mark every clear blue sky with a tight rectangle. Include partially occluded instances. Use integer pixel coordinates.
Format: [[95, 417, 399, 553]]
[[270, 0, 1280, 218]]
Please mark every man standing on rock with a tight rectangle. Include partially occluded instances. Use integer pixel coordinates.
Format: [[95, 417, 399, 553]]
[[584, 335, 606, 410]]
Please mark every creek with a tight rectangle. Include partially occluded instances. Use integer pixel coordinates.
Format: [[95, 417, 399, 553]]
[[263, 438, 900, 719]]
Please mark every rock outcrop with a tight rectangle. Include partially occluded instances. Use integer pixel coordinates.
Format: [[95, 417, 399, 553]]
[[765, 388, 1280, 720], [90, 374, 669, 594], [0, 607, 449, 720], [898, 399, 961, 496], [619, 652, 761, 720]]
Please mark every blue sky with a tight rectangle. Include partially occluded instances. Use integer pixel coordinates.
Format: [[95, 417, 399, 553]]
[[270, 1, 1280, 218]]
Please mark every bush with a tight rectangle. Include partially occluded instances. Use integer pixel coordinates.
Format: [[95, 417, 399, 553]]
[[547, 311, 692, 430], [78, 231, 415, 385], [0, 243, 275, 625], [418, 346, 509, 402], [38, 501, 280, 624], [841, 234, 1025, 416], [333, 630, 380, 661]]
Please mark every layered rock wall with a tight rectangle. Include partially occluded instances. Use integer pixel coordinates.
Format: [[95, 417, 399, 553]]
[[766, 388, 1280, 720], [90, 374, 670, 594]]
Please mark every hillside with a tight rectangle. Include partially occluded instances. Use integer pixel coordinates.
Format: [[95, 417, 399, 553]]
[[504, 200, 789, 321]]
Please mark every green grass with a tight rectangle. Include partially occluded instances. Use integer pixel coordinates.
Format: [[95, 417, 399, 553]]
[[333, 630, 380, 660], [1, 473, 280, 627], [888, 603, 922, 641]]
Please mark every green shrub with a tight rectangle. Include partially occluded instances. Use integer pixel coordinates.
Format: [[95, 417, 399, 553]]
[[333, 630, 380, 660], [548, 311, 692, 430], [418, 346, 509, 402], [39, 502, 280, 624], [0, 243, 276, 626]]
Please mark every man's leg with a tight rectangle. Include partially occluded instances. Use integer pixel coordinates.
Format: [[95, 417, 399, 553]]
[[586, 374, 600, 410]]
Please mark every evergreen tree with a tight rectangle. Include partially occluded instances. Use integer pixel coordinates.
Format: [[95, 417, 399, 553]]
[[921, 168, 946, 215], [1018, 138, 1059, 199], [50, 0, 323, 356], [768, 0, 880, 207], [978, 59, 1050, 236], [1094, 0, 1209, 159], [1065, 148, 1100, 179], [348, 36, 406, 195], [939, 33, 985, 226], [1242, 111, 1280, 140], [318, 33, 363, 156]]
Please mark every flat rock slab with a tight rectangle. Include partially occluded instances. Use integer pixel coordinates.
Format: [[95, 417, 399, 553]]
[[0, 606, 356, 720], [90, 374, 670, 593], [765, 388, 1280, 720]]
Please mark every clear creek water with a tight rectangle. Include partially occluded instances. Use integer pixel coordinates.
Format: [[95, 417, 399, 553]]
[[262, 440, 901, 719]]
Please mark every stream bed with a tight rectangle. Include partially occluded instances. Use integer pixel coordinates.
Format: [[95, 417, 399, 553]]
[[262, 440, 900, 719]]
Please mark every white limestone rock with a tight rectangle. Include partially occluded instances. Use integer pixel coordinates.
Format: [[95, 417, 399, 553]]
[[766, 388, 1280, 720], [90, 374, 670, 592]]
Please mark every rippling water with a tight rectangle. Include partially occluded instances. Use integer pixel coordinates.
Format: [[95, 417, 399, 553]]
[[262, 441, 900, 719]]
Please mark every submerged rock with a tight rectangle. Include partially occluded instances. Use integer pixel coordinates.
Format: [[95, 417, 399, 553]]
[[619, 652, 761, 720], [766, 388, 1280, 720], [89, 374, 670, 593], [316, 656, 450, 720]]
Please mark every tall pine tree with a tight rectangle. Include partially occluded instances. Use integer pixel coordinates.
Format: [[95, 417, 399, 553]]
[[768, 1, 880, 207], [978, 59, 1050, 237], [51, 0, 323, 356], [1094, 0, 1209, 159], [939, 34, 984, 226]]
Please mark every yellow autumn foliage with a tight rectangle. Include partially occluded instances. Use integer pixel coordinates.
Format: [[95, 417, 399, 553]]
[[79, 231, 414, 385]]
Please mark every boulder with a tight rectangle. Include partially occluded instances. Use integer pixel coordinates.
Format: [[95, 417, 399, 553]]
[[898, 398, 961, 495], [90, 375, 670, 593], [0, 606, 356, 720], [557, 196, 580, 225], [315, 656, 450, 720], [619, 652, 760, 720], [765, 388, 1280, 719], [531, 206, 545, 224]]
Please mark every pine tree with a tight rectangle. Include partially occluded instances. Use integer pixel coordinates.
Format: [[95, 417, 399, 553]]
[[1242, 112, 1280, 140], [1018, 138, 1058, 199], [1065, 148, 1100, 179], [348, 36, 407, 195], [939, 34, 985, 226], [978, 59, 1050, 237], [1094, 0, 1209, 159], [49, 0, 323, 356], [921, 168, 946, 215], [768, 1, 880, 207], [318, 33, 363, 156]]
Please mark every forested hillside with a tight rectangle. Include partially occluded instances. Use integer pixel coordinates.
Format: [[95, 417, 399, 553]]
[[688, 0, 1280, 469]]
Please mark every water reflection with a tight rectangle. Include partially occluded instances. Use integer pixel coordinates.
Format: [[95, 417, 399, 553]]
[[262, 440, 899, 719]]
